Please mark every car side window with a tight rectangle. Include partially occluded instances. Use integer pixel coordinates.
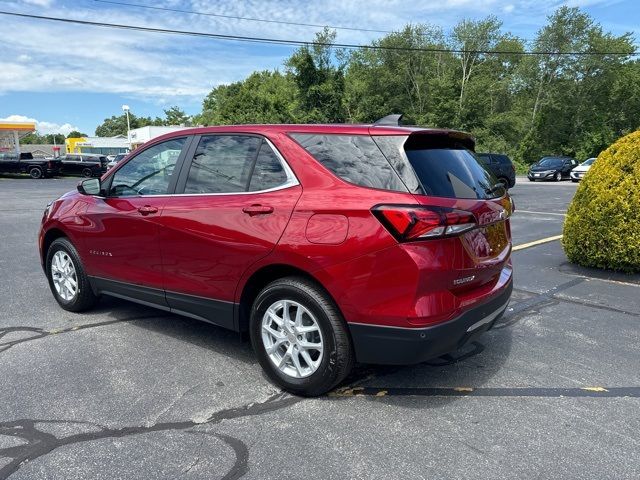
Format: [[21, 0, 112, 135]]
[[248, 141, 288, 191], [184, 135, 262, 194], [109, 137, 186, 196]]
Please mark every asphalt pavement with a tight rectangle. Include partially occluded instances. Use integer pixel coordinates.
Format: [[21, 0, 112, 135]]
[[1, 175, 639, 479]]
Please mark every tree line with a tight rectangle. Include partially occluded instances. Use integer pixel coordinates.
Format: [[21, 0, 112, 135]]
[[192, 6, 640, 166]]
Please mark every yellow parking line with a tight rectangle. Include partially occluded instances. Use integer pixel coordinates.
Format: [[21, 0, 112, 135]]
[[516, 210, 566, 217], [513, 234, 563, 251]]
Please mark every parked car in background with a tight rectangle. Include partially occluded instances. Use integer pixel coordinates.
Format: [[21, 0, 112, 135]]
[[0, 152, 61, 178], [527, 156, 577, 181], [59, 154, 108, 177], [570, 157, 596, 182], [39, 120, 513, 396], [476, 153, 516, 188], [106, 153, 128, 170]]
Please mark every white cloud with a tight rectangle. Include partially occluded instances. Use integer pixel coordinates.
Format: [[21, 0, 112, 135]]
[[0, 0, 628, 105], [0, 114, 79, 136]]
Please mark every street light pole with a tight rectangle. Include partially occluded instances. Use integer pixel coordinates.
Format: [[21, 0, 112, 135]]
[[122, 104, 131, 151]]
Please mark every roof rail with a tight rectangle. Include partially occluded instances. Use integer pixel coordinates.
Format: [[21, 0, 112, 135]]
[[373, 114, 403, 126]]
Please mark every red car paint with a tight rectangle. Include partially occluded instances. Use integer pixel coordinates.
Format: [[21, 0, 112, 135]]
[[39, 123, 512, 361]]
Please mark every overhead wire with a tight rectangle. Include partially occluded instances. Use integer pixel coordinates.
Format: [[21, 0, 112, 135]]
[[0, 10, 637, 56]]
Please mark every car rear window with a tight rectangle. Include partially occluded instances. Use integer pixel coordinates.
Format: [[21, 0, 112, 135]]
[[290, 133, 408, 192], [375, 135, 504, 199]]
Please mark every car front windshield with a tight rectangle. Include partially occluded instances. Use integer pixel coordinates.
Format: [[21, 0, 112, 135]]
[[582, 158, 595, 166], [538, 158, 563, 168]]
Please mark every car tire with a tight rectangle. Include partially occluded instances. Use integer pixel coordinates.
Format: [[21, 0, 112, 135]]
[[498, 177, 509, 189], [46, 237, 98, 312], [528, 178, 535, 182], [29, 167, 43, 179], [571, 179, 578, 183], [250, 276, 354, 397], [81, 168, 93, 178], [553, 172, 560, 181]]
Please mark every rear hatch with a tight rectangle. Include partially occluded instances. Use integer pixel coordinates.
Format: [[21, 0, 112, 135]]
[[373, 131, 513, 294]]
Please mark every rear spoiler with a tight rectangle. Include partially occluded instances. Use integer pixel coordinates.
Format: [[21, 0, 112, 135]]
[[371, 114, 475, 151]]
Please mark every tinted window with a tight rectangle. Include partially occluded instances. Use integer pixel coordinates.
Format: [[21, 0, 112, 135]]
[[407, 148, 502, 199], [291, 134, 407, 192], [496, 154, 512, 165], [475, 153, 491, 165], [109, 137, 185, 196], [184, 135, 260, 194], [249, 142, 288, 191]]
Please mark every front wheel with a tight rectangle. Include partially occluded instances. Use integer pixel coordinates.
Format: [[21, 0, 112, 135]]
[[553, 172, 560, 182], [250, 277, 354, 396], [46, 237, 98, 312]]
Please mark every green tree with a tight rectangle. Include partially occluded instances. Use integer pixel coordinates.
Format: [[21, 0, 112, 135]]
[[66, 130, 88, 138], [286, 28, 347, 123], [163, 106, 190, 125]]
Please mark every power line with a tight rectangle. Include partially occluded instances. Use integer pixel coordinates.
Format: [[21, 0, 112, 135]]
[[0, 10, 637, 57], [93, 0, 537, 45]]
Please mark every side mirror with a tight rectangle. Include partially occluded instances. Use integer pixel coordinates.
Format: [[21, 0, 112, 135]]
[[77, 178, 102, 196]]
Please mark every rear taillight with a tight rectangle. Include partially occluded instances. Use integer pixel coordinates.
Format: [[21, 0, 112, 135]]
[[372, 205, 477, 241]]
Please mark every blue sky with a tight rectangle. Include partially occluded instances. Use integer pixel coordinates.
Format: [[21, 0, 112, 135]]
[[0, 0, 637, 135]]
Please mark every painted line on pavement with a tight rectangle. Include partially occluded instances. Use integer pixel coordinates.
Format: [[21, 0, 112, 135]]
[[513, 234, 563, 251], [331, 386, 640, 398], [515, 210, 566, 217]]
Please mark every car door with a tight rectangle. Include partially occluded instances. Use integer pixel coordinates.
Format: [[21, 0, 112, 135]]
[[80, 136, 190, 306], [61, 155, 79, 175], [158, 134, 302, 329], [0, 154, 19, 174], [562, 159, 573, 177]]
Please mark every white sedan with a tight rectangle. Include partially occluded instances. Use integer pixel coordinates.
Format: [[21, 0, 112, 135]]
[[570, 157, 596, 182]]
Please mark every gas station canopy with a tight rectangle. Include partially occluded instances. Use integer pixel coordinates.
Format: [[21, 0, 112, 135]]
[[0, 121, 36, 154]]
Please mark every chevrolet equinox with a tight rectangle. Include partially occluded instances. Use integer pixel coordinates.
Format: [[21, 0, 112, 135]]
[[39, 116, 513, 396]]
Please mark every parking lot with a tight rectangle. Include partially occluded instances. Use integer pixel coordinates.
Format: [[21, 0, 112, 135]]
[[1, 175, 639, 479]]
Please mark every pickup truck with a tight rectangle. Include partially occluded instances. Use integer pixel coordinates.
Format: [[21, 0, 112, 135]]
[[0, 152, 61, 178]]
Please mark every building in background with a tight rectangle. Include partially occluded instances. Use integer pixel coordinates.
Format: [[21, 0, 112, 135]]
[[20, 144, 63, 158], [129, 126, 189, 149], [0, 121, 36, 154], [65, 135, 130, 155], [65, 126, 189, 155]]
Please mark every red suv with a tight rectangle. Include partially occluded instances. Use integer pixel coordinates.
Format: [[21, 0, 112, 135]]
[[39, 117, 513, 396]]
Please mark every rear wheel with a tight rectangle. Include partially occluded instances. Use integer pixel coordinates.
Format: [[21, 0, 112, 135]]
[[29, 167, 43, 179], [81, 168, 93, 178], [46, 238, 98, 312], [250, 277, 354, 396]]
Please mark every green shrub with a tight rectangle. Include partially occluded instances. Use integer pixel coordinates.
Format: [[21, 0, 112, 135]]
[[563, 130, 640, 273]]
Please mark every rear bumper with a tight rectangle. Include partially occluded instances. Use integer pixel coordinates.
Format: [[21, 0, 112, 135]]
[[348, 278, 512, 365]]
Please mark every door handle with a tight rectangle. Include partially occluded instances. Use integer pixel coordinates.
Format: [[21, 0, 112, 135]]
[[138, 205, 158, 216], [242, 205, 274, 216]]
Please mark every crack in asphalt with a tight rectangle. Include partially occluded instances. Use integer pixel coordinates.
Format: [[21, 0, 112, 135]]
[[0, 314, 161, 354], [493, 277, 586, 330], [0, 392, 301, 479]]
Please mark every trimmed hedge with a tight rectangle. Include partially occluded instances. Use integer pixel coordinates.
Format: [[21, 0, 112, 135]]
[[563, 130, 640, 273]]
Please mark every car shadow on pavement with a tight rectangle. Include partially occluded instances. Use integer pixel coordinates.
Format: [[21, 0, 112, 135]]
[[328, 314, 515, 407], [90, 294, 517, 403], [94, 296, 256, 366]]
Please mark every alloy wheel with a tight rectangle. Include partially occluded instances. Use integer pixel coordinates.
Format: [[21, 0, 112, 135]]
[[51, 250, 78, 301], [261, 299, 324, 378]]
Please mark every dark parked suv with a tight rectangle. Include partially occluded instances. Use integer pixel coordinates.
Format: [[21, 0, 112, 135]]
[[39, 119, 513, 396], [476, 153, 516, 188], [527, 156, 578, 181], [59, 154, 108, 177]]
